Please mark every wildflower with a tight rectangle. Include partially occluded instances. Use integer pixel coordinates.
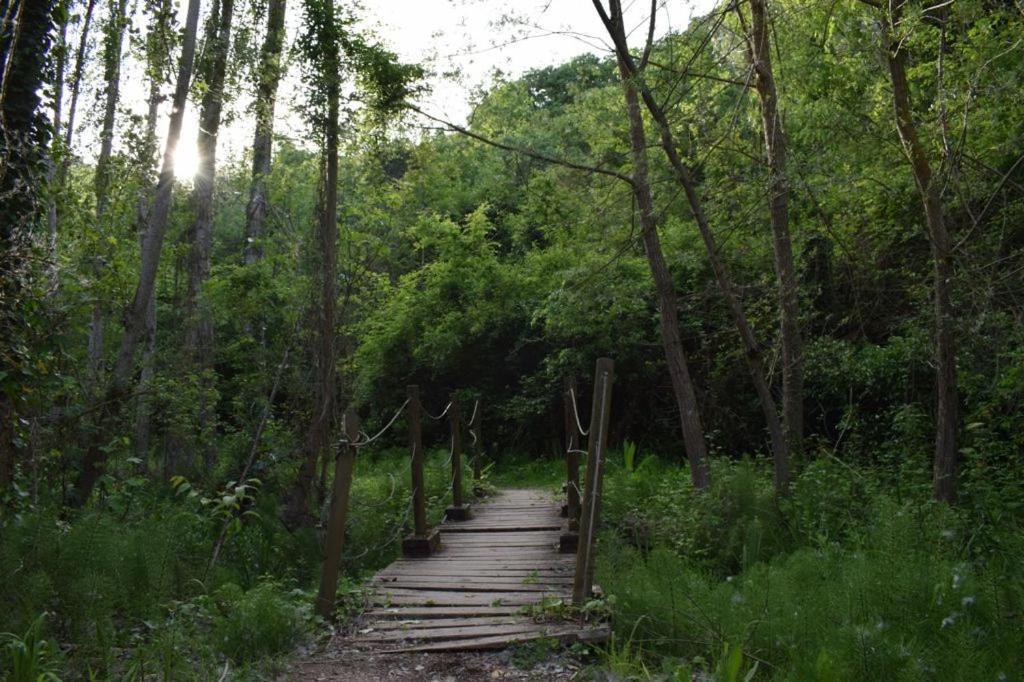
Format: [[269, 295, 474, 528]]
[[941, 612, 959, 629], [961, 596, 976, 607]]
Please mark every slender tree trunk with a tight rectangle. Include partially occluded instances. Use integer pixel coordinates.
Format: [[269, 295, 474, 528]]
[[594, 0, 711, 487], [742, 0, 803, 467], [883, 1, 958, 503], [62, 0, 96, 153], [132, 12, 167, 469], [183, 0, 233, 359], [289, 0, 340, 523], [86, 0, 129, 388], [77, 0, 202, 503], [605, 9, 788, 492], [182, 0, 232, 470], [46, 1, 68, 281], [244, 0, 286, 266]]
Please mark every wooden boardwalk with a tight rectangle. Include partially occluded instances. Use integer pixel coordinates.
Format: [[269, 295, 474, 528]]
[[353, 488, 607, 652]]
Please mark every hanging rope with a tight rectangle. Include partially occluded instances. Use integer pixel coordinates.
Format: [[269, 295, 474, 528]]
[[569, 387, 590, 436], [341, 399, 410, 448], [423, 401, 453, 421], [579, 367, 611, 589]]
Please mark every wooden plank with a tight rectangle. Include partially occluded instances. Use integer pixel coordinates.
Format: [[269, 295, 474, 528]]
[[364, 616, 538, 631], [364, 606, 525, 619], [382, 626, 608, 653], [374, 574, 573, 585], [370, 591, 567, 607], [356, 622, 557, 643], [373, 581, 568, 593]]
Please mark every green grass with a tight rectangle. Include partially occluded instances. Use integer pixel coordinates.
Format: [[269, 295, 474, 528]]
[[591, 455, 1024, 680]]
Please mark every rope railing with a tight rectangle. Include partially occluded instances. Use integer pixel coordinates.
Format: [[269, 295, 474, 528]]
[[316, 387, 482, 618], [568, 387, 590, 437]]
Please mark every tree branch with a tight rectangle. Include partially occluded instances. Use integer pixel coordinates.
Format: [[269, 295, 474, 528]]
[[405, 104, 635, 186]]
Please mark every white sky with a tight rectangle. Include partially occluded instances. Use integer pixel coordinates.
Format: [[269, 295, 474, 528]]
[[107, 0, 717, 176]]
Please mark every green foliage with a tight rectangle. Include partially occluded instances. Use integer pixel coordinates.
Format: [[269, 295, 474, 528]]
[[0, 615, 62, 681], [210, 581, 307, 663], [595, 459, 1024, 679]]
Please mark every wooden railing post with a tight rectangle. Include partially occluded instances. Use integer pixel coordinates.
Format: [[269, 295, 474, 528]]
[[401, 385, 439, 557], [470, 399, 483, 482], [446, 393, 472, 520], [315, 406, 360, 618], [564, 376, 581, 527], [560, 376, 582, 553], [572, 358, 614, 605]]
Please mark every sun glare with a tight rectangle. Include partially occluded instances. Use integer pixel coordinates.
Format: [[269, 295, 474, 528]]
[[170, 142, 200, 181]]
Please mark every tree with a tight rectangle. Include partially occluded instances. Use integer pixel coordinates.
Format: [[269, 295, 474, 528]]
[[0, 0, 56, 491], [287, 0, 342, 523], [737, 0, 804, 468], [875, 0, 959, 503], [76, 0, 202, 503], [86, 0, 130, 388], [244, 0, 287, 266], [593, 0, 711, 489], [601, 1, 790, 492], [183, 0, 234, 361]]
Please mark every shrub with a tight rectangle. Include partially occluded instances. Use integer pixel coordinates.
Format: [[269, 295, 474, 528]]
[[211, 581, 308, 663]]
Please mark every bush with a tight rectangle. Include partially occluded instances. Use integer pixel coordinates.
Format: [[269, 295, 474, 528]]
[[211, 581, 308, 663]]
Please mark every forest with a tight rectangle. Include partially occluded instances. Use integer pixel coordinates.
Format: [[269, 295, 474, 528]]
[[1, 0, 1023, 678]]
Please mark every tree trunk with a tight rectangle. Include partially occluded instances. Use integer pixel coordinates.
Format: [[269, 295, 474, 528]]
[[62, 0, 97, 153], [243, 0, 286, 266], [607, 11, 788, 492], [743, 0, 803, 469], [86, 0, 129, 388], [883, 1, 958, 503], [77, 0, 202, 503], [288, 0, 340, 523], [46, 0, 69, 280], [595, 0, 710, 488], [0, 0, 55, 492], [184, 0, 233, 360], [132, 10, 167, 470]]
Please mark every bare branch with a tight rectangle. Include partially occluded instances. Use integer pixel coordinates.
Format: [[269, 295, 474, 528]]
[[406, 104, 635, 186]]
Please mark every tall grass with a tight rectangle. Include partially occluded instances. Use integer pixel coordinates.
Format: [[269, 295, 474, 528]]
[[593, 455, 1024, 679]]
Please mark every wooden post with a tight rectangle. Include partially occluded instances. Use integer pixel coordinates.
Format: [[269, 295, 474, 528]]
[[560, 377, 581, 553], [572, 358, 614, 605], [471, 399, 483, 482], [402, 385, 439, 556], [315, 406, 359, 619], [446, 393, 472, 520]]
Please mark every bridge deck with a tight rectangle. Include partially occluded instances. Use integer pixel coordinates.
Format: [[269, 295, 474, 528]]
[[354, 488, 607, 652]]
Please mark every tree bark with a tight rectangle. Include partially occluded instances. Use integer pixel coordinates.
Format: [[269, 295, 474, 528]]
[[77, 0, 202, 503], [742, 0, 803, 469], [243, 0, 286, 266], [883, 0, 958, 503]]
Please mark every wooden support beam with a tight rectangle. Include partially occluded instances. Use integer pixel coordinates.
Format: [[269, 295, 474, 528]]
[[403, 385, 440, 557], [315, 406, 360, 619], [470, 398, 483, 484], [446, 393, 472, 520], [573, 358, 614, 605]]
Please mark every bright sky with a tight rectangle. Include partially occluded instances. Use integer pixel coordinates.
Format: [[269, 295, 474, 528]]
[[118, 0, 717, 178]]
